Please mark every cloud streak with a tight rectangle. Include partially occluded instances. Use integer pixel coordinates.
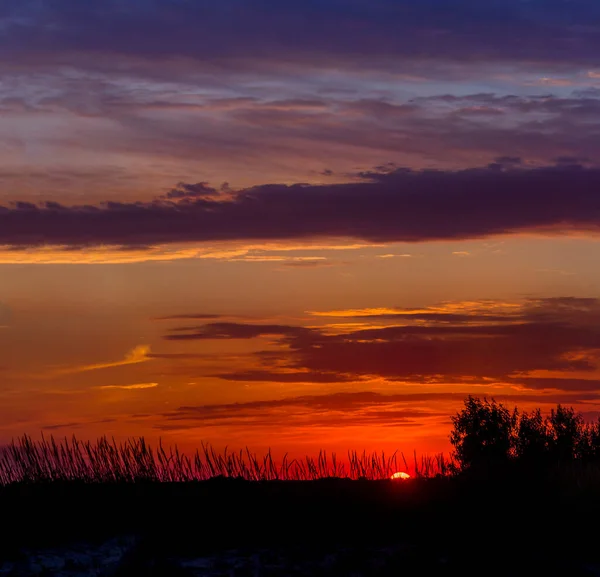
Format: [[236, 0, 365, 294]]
[[55, 345, 152, 374], [159, 392, 451, 430], [157, 390, 600, 431], [98, 382, 158, 390]]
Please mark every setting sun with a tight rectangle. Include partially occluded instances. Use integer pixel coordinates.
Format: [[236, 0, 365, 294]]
[[391, 472, 411, 481]]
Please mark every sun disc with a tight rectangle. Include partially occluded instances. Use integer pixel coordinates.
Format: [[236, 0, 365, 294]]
[[391, 471, 411, 480]]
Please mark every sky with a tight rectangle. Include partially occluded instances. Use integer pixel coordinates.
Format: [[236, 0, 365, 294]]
[[2, 0, 600, 459]]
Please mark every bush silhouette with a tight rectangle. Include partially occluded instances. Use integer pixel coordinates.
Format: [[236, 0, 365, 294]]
[[451, 396, 600, 474], [450, 395, 516, 472]]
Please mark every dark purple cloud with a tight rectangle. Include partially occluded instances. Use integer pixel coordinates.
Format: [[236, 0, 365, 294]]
[[3, 1, 600, 72], [289, 325, 595, 380], [163, 182, 220, 200], [161, 298, 600, 390], [2, 163, 600, 247]]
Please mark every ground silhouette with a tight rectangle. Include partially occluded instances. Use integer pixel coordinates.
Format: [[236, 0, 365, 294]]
[[1, 397, 600, 575]]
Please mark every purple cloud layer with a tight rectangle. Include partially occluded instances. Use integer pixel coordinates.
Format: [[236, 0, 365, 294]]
[[3, 1, 600, 71], [1, 164, 600, 247]]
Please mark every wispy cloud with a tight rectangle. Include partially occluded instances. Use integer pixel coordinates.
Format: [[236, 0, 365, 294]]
[[156, 389, 600, 431], [98, 383, 158, 391], [159, 391, 451, 431], [55, 345, 152, 375], [0, 242, 376, 264], [41, 418, 117, 430]]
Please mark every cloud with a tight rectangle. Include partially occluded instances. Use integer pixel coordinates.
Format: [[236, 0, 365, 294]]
[[41, 422, 83, 431], [309, 306, 514, 323], [164, 322, 311, 341], [164, 182, 220, 200], [0, 242, 378, 264], [41, 418, 117, 430], [159, 391, 450, 430], [98, 382, 158, 390], [3, 164, 600, 248], [147, 353, 219, 360], [0, 245, 214, 264], [55, 345, 152, 374], [505, 377, 600, 391], [157, 389, 600, 431], [212, 370, 361, 384], [164, 298, 600, 390], [221, 256, 329, 264], [5, 85, 600, 207]]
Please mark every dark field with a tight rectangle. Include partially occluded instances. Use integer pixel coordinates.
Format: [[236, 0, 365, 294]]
[[4, 401, 600, 576], [2, 474, 600, 576]]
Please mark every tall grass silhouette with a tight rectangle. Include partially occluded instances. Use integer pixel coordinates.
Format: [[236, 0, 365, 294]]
[[5, 397, 600, 485], [0, 435, 453, 485]]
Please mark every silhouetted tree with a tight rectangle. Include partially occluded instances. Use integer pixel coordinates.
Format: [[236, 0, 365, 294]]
[[450, 396, 600, 474], [547, 405, 585, 463], [515, 408, 549, 467], [582, 417, 600, 462], [450, 395, 517, 473]]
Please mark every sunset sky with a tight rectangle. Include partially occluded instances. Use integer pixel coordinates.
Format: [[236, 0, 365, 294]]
[[2, 0, 600, 458]]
